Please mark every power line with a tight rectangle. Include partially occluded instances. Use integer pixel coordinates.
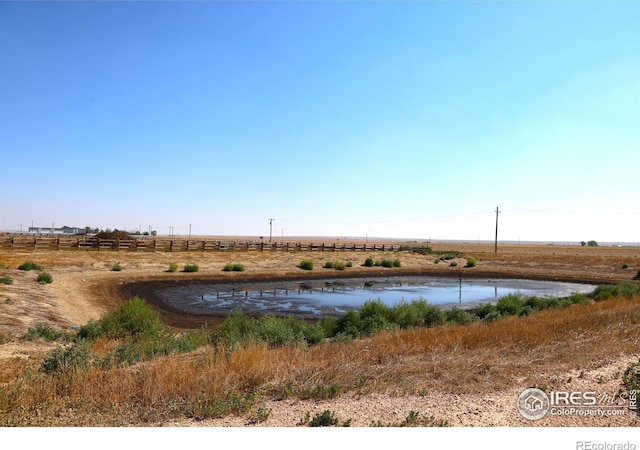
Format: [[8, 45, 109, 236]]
[[268, 218, 275, 243]]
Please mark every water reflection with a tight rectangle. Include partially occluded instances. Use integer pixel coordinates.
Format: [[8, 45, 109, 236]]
[[156, 276, 596, 319]]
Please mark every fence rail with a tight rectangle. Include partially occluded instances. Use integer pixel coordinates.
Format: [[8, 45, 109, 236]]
[[0, 236, 408, 253]]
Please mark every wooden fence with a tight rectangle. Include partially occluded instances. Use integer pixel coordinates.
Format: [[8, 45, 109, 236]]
[[0, 235, 406, 253]]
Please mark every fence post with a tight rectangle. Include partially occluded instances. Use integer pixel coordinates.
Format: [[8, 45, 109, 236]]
[[33, 237, 37, 250]]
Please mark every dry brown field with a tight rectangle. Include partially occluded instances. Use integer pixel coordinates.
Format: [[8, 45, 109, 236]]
[[1, 240, 639, 427]]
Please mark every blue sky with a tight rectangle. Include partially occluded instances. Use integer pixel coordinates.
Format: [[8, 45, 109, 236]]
[[1, 1, 638, 243]]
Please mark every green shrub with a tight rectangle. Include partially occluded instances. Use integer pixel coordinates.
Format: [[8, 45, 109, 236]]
[[36, 272, 53, 284], [333, 261, 346, 271], [318, 316, 338, 337], [465, 258, 477, 268], [78, 296, 167, 341], [472, 303, 499, 320], [223, 263, 245, 272], [364, 258, 374, 267], [18, 261, 42, 271], [335, 310, 363, 337], [496, 293, 525, 316], [623, 362, 640, 392], [168, 262, 178, 273], [299, 260, 314, 270], [0, 276, 13, 285], [183, 264, 199, 273], [111, 263, 122, 272], [380, 259, 394, 268], [42, 339, 92, 374], [392, 259, 401, 267], [21, 324, 70, 342], [324, 261, 335, 269], [391, 299, 430, 328], [568, 293, 589, 305], [593, 282, 640, 300], [308, 410, 339, 427], [449, 261, 458, 267], [346, 261, 353, 268], [445, 308, 476, 325]]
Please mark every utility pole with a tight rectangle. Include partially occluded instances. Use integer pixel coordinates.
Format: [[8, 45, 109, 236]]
[[268, 218, 275, 242], [189, 224, 192, 240], [494, 207, 501, 253]]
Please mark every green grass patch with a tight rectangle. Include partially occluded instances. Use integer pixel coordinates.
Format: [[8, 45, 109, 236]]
[[183, 264, 199, 273], [36, 273, 53, 284], [299, 260, 314, 270], [18, 261, 42, 271]]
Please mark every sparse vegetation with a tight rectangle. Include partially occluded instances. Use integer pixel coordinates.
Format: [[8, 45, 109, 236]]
[[18, 261, 42, 271], [36, 272, 53, 284], [183, 264, 199, 273], [223, 263, 245, 272], [299, 260, 314, 270], [111, 263, 122, 272], [0, 276, 13, 285], [465, 257, 477, 267], [21, 324, 71, 342], [168, 262, 178, 273]]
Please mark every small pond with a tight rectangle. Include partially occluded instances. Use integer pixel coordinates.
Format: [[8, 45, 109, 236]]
[[155, 276, 596, 318]]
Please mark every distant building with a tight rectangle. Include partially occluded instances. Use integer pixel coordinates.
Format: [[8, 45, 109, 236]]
[[28, 226, 86, 235]]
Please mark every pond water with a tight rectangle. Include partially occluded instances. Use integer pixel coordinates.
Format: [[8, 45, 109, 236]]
[[155, 276, 596, 318]]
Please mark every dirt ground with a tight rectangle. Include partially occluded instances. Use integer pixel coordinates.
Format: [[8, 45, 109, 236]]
[[1, 241, 639, 427]]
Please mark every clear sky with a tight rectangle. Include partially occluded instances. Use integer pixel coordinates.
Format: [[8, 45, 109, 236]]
[[1, 1, 638, 243]]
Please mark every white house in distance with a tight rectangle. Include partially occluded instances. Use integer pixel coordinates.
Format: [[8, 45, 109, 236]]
[[28, 226, 86, 235]]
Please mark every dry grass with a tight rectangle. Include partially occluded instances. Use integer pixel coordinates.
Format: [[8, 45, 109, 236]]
[[2, 293, 638, 426]]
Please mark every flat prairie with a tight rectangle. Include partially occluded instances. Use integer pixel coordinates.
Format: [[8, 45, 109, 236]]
[[1, 240, 639, 426]]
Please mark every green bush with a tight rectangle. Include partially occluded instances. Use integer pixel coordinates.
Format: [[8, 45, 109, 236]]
[[111, 263, 122, 272], [472, 303, 499, 320], [168, 262, 178, 273], [333, 261, 346, 271], [392, 259, 401, 267], [593, 282, 640, 300], [335, 311, 362, 338], [183, 264, 199, 273], [445, 308, 476, 325], [496, 293, 525, 316], [309, 410, 339, 427], [42, 339, 92, 374], [36, 272, 53, 284], [213, 310, 325, 349], [449, 261, 458, 267], [21, 324, 69, 342], [18, 261, 42, 271], [78, 296, 167, 341], [380, 259, 394, 268], [299, 260, 314, 270], [223, 263, 245, 272], [363, 258, 374, 267], [465, 258, 477, 268], [324, 261, 335, 269], [0, 276, 13, 285]]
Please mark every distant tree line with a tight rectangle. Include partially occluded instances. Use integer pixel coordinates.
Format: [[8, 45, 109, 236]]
[[580, 240, 598, 247]]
